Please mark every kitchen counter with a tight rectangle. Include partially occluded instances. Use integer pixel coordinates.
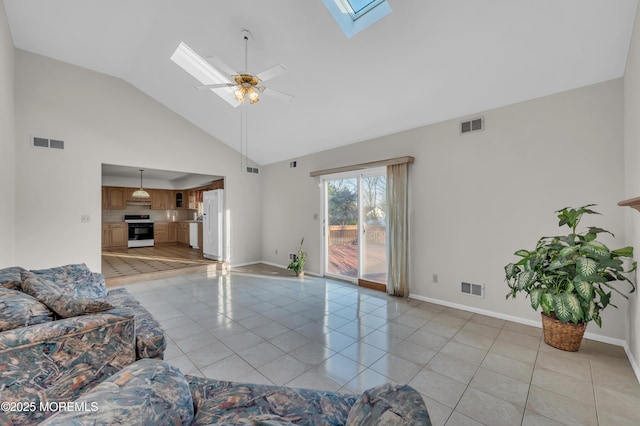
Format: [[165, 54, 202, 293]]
[[153, 219, 202, 223]]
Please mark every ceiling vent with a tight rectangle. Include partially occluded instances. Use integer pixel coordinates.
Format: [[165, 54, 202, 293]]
[[460, 117, 484, 135], [461, 281, 484, 298], [32, 136, 65, 150]]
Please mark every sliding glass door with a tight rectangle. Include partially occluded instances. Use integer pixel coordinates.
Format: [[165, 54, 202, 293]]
[[326, 176, 359, 279], [360, 174, 387, 284], [324, 168, 387, 285]]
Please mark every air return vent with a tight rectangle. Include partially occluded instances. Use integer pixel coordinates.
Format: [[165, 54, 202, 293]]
[[460, 117, 484, 134], [246, 167, 259, 174], [31, 136, 65, 150], [461, 282, 484, 298]]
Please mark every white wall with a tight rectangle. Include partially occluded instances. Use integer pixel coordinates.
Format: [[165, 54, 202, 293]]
[[623, 3, 640, 373], [0, 1, 15, 268], [262, 79, 629, 342], [14, 50, 262, 271]]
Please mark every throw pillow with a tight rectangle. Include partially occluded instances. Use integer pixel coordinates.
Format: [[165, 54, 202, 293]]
[[39, 359, 194, 426], [0, 266, 26, 290], [20, 271, 113, 318], [0, 287, 54, 331]]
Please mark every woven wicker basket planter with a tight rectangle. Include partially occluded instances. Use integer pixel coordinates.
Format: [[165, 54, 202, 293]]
[[541, 312, 587, 352]]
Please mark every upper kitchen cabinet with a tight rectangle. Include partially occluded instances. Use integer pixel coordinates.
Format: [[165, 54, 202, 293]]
[[174, 191, 186, 209], [151, 189, 171, 210], [103, 186, 127, 210]]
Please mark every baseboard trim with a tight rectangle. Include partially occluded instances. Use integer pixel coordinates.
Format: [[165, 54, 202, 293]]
[[408, 293, 628, 347], [624, 342, 640, 384]]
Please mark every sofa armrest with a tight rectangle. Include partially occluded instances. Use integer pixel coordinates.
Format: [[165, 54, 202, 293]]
[[0, 308, 136, 425]]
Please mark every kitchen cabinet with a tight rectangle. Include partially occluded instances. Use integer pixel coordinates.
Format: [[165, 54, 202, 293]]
[[187, 191, 197, 209], [103, 187, 127, 210], [168, 222, 177, 242], [174, 191, 186, 209], [102, 223, 127, 249], [154, 222, 179, 244], [151, 189, 171, 210], [177, 222, 190, 246], [154, 222, 168, 244]]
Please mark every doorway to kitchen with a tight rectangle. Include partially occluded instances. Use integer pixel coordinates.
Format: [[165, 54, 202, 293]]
[[101, 164, 225, 286], [323, 167, 387, 289]]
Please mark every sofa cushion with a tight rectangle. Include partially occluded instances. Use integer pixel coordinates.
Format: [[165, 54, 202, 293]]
[[346, 383, 431, 426], [21, 270, 113, 318], [39, 358, 194, 426], [0, 287, 53, 331], [107, 287, 167, 359], [188, 376, 357, 425], [0, 266, 26, 290], [30, 263, 107, 298]]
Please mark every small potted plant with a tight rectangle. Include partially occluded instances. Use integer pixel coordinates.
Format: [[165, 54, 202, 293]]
[[288, 238, 307, 278], [504, 204, 636, 351]]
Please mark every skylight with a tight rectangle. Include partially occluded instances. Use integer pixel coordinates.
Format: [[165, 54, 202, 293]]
[[323, 0, 391, 38]]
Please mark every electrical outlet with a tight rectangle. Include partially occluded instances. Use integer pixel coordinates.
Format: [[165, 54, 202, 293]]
[[432, 273, 438, 283], [289, 252, 297, 260], [81, 215, 90, 223]]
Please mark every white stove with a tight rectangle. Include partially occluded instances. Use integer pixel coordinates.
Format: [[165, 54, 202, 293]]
[[124, 215, 154, 248]]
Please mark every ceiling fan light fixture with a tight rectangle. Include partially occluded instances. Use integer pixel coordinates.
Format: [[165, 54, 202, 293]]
[[248, 88, 260, 104], [235, 87, 246, 103]]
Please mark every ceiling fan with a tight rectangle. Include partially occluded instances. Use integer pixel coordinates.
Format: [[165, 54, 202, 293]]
[[171, 29, 293, 107]]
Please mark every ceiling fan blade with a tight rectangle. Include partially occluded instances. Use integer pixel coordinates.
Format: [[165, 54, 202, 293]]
[[262, 87, 294, 102], [257, 64, 287, 82], [204, 54, 238, 79], [196, 83, 234, 90]]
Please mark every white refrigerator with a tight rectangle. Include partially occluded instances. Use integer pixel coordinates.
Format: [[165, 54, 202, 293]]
[[202, 189, 223, 260]]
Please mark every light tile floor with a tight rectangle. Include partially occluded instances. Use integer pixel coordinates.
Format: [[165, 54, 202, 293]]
[[120, 268, 640, 426]]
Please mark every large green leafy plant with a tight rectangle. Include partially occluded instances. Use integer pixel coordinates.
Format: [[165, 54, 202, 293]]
[[505, 205, 636, 327]]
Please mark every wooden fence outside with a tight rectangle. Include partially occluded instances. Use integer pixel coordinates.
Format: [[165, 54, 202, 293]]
[[328, 225, 386, 246]]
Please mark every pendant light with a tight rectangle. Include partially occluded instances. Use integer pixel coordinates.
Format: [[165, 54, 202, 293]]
[[132, 169, 150, 198]]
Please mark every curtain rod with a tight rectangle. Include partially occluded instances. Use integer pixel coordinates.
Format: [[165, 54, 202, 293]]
[[309, 156, 414, 177]]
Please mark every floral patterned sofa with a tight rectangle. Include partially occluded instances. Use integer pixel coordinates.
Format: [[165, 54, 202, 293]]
[[0, 264, 166, 360], [1, 265, 431, 425], [39, 358, 432, 425], [0, 264, 167, 424]]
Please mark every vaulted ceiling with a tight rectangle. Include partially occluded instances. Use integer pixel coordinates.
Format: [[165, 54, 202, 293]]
[[4, 0, 638, 165]]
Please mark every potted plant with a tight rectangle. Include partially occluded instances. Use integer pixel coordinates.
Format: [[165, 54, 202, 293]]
[[504, 204, 636, 351], [287, 238, 307, 278]]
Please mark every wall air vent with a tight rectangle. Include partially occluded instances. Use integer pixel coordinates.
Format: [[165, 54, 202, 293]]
[[246, 167, 259, 174], [31, 136, 65, 150], [460, 117, 484, 135], [461, 281, 484, 298]]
